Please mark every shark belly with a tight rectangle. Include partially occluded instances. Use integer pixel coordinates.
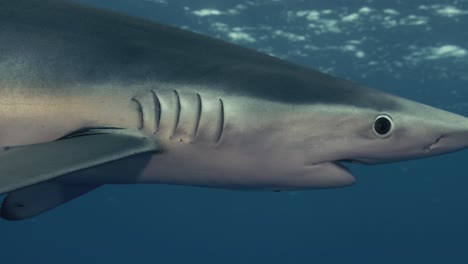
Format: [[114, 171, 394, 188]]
[[56, 143, 354, 191]]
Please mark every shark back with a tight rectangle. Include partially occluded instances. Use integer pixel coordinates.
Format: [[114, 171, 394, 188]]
[[0, 0, 396, 110]]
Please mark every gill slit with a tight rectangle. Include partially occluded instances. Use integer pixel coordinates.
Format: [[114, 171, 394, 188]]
[[150, 90, 161, 133], [131, 98, 143, 129], [173, 90, 181, 137], [194, 93, 202, 139], [216, 98, 224, 144]]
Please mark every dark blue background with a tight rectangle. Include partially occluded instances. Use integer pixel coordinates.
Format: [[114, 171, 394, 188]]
[[2, 0, 468, 263]]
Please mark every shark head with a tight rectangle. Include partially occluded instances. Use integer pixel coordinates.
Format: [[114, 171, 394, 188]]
[[245, 88, 468, 190], [298, 92, 468, 165], [217, 72, 468, 190]]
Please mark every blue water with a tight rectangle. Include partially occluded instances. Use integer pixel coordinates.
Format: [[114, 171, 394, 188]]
[[2, 0, 468, 263]]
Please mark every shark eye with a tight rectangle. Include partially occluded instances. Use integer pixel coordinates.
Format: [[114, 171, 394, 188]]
[[373, 114, 393, 138]]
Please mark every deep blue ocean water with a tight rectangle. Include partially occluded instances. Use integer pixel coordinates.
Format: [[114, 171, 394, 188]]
[[1, 0, 468, 263]]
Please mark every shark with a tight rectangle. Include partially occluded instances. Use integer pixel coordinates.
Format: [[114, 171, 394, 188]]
[[0, 0, 467, 221]]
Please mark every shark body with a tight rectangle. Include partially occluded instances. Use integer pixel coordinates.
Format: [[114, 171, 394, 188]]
[[0, 0, 467, 220]]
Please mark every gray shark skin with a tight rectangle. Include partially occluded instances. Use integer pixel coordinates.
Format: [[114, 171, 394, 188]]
[[0, 0, 468, 220]]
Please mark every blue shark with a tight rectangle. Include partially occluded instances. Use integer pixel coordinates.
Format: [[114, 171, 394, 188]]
[[0, 0, 467, 220]]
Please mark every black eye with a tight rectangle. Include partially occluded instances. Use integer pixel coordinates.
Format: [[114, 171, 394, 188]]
[[373, 115, 393, 137]]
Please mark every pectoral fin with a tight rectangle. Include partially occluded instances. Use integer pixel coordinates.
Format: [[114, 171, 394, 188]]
[[1, 182, 100, 220], [0, 128, 161, 195]]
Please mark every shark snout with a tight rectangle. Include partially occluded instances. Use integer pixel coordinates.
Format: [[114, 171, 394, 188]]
[[423, 114, 468, 155], [425, 132, 468, 154]]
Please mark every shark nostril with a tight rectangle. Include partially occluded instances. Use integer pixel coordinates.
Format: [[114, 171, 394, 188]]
[[424, 136, 445, 152]]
